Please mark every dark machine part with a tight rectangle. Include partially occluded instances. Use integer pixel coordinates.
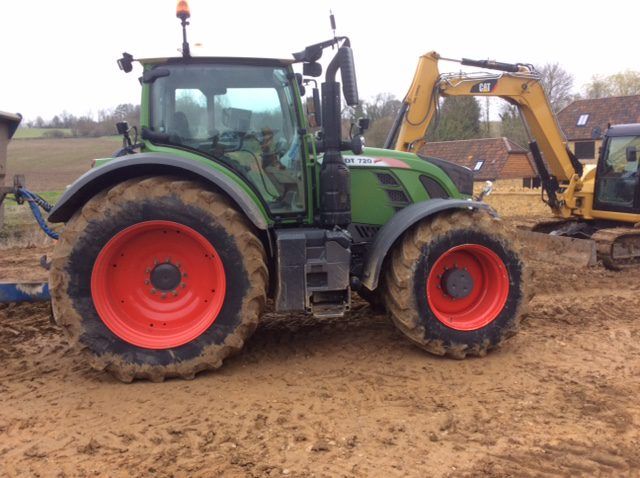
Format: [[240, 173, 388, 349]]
[[318, 46, 358, 228], [460, 58, 522, 73], [0, 175, 25, 208], [529, 140, 560, 210], [384, 102, 409, 150], [275, 229, 351, 317]]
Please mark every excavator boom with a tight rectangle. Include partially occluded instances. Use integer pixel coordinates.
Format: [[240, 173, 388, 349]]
[[390, 52, 640, 268]]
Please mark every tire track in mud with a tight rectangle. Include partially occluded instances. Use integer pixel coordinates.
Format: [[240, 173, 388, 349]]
[[1, 250, 640, 476]]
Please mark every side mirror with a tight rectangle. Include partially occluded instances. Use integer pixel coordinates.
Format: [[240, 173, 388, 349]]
[[337, 46, 359, 106], [357, 117, 370, 133], [626, 146, 637, 163], [116, 121, 129, 135], [117, 52, 134, 73], [303, 62, 322, 78]]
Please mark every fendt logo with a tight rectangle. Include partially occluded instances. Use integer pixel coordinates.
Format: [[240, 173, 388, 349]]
[[470, 79, 498, 93]]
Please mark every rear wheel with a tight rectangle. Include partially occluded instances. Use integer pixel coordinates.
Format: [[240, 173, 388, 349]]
[[49, 176, 268, 382], [383, 210, 528, 358]]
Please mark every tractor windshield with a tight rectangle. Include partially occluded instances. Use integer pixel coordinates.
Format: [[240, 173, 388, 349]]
[[148, 63, 305, 215]]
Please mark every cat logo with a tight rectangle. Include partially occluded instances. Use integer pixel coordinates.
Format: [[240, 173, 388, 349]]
[[470, 79, 497, 93]]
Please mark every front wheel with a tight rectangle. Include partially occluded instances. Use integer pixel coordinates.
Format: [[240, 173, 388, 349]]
[[49, 176, 268, 382], [383, 210, 529, 358]]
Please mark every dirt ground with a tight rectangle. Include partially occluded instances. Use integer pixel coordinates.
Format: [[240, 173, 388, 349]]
[[2, 212, 640, 476]]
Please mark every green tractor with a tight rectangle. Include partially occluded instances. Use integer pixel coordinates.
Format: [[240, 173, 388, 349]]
[[47, 6, 528, 381]]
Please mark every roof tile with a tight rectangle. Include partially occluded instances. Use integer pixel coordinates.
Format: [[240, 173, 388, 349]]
[[557, 95, 640, 141]]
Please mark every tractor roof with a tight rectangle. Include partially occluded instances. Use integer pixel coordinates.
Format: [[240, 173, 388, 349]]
[[139, 56, 295, 68]]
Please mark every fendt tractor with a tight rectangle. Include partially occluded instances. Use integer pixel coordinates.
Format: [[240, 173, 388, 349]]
[[387, 52, 640, 269], [46, 4, 528, 382]]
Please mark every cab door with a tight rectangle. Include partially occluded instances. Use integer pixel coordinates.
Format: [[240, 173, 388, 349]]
[[594, 136, 640, 214]]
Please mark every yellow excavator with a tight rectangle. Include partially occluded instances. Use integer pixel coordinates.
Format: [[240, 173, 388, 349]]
[[384, 51, 640, 268]]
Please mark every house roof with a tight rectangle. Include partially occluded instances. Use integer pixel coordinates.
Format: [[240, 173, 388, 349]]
[[420, 137, 534, 180], [557, 95, 640, 141]]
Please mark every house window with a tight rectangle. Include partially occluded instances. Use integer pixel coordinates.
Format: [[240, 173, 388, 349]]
[[576, 114, 590, 126], [574, 141, 595, 159], [473, 160, 484, 171]]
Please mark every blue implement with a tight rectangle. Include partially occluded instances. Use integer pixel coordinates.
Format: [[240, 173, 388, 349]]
[[0, 282, 50, 303]]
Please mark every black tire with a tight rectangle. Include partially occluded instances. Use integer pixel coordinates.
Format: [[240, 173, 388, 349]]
[[383, 210, 529, 358], [49, 176, 268, 382]]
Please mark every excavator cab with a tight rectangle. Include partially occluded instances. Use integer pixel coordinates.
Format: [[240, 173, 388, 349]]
[[594, 124, 640, 214]]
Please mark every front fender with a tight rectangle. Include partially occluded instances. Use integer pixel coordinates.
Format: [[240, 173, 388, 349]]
[[360, 198, 496, 290], [48, 153, 269, 230]]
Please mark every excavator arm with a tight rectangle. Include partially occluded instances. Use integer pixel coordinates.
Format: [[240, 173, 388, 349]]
[[387, 52, 584, 216]]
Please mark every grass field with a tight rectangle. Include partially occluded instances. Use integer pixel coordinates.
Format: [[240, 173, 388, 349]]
[[1, 137, 121, 236], [13, 128, 73, 139], [5, 136, 121, 191]]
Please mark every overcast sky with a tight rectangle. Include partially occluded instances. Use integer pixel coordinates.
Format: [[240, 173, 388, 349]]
[[2, 0, 638, 121]]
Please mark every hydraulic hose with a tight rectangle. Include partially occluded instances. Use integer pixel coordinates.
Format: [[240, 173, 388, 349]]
[[14, 188, 59, 240]]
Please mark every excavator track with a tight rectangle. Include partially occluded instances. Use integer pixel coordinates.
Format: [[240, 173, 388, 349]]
[[592, 227, 640, 270]]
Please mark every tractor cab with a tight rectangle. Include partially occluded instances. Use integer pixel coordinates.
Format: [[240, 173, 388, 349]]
[[140, 58, 307, 216]]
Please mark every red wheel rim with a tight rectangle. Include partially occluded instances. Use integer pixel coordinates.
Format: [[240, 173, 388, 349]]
[[426, 244, 509, 331], [91, 220, 226, 349]]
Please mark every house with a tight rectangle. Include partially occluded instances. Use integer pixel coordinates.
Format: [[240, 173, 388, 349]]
[[557, 95, 640, 163], [420, 137, 537, 186]]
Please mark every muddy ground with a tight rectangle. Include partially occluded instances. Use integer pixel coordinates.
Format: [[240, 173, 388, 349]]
[[1, 229, 640, 477]]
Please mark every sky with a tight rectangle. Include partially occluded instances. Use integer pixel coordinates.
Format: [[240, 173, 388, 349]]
[[1, 0, 639, 122]]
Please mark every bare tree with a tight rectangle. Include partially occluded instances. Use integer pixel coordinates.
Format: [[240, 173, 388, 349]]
[[584, 71, 640, 98], [536, 63, 575, 113], [363, 93, 402, 122]]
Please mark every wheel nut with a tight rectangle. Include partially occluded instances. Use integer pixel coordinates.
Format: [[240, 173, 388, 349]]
[[151, 289, 156, 294], [181, 283, 186, 288], [144, 280, 150, 285], [161, 293, 167, 299], [172, 290, 178, 296]]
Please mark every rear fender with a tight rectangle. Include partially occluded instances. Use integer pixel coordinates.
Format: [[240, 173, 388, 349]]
[[360, 199, 495, 290], [47, 153, 269, 230]]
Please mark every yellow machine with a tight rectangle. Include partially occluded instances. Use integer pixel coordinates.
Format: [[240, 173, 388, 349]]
[[385, 52, 640, 268]]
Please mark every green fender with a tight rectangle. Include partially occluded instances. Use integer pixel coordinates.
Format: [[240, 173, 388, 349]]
[[360, 198, 496, 290], [48, 152, 269, 230]]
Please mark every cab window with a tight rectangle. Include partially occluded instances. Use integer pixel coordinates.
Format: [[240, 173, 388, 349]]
[[149, 64, 305, 215]]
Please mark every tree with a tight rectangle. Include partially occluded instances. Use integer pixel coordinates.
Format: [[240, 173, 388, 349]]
[[344, 93, 402, 148], [536, 63, 575, 113], [426, 96, 481, 141], [584, 70, 640, 98], [499, 104, 529, 148], [363, 93, 402, 122]]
